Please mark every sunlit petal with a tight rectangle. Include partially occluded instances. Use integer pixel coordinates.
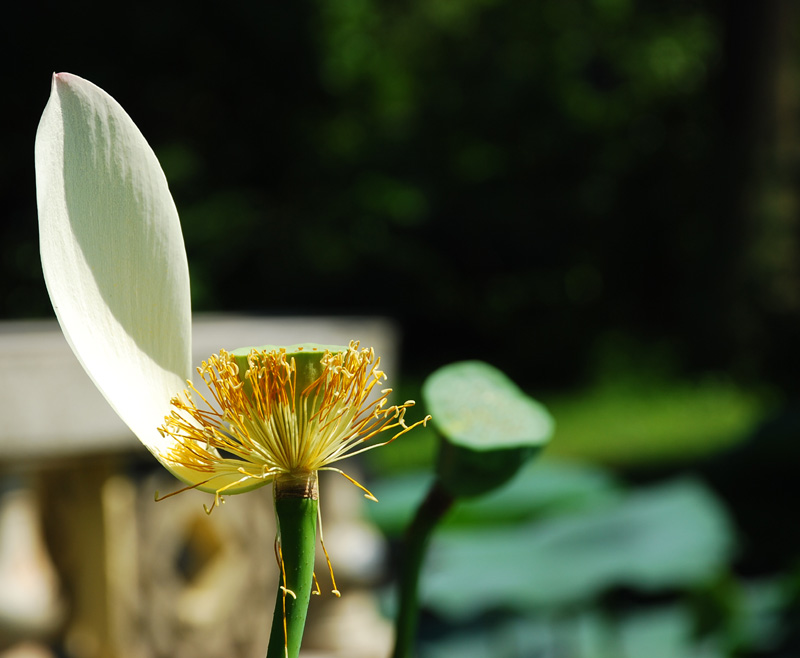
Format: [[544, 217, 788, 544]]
[[34, 72, 219, 488]]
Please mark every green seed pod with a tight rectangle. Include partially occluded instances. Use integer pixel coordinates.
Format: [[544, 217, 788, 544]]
[[230, 343, 347, 397], [423, 361, 554, 498]]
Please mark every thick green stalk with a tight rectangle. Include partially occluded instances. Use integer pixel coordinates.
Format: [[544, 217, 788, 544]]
[[267, 474, 318, 658], [392, 479, 454, 658]]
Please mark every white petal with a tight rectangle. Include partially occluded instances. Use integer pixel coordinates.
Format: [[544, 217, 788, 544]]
[[34, 73, 227, 490]]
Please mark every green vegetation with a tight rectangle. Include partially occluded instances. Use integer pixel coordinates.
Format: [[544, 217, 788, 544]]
[[544, 377, 769, 465]]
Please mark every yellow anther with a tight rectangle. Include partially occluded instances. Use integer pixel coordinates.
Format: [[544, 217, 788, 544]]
[[279, 586, 297, 600]]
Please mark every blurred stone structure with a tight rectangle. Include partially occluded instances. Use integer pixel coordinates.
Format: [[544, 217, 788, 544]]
[[0, 316, 397, 658]]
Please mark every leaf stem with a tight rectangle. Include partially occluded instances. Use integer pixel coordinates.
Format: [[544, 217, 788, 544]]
[[266, 474, 318, 658], [392, 479, 454, 658]]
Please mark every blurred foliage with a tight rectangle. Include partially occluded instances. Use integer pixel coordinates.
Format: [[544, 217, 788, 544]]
[[544, 376, 767, 465], [370, 459, 622, 535], [370, 461, 753, 658], [420, 478, 733, 615], [370, 455, 800, 657]]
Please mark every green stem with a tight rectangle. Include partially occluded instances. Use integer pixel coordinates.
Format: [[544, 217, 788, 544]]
[[392, 479, 454, 658], [266, 474, 318, 658]]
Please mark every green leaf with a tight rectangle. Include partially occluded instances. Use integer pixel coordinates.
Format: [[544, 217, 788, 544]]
[[418, 607, 727, 658], [421, 479, 735, 618], [447, 459, 621, 526], [368, 460, 620, 535]]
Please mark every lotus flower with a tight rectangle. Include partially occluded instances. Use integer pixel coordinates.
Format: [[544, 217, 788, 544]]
[[35, 73, 426, 510]]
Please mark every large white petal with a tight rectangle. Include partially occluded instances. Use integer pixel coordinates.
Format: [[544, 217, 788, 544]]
[[35, 73, 250, 493]]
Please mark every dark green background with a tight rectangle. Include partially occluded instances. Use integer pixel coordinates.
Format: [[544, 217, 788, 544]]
[[4, 1, 798, 391]]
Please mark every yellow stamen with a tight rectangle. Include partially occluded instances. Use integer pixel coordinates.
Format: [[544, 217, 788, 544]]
[[156, 341, 431, 595], [159, 342, 427, 490], [317, 501, 341, 597]]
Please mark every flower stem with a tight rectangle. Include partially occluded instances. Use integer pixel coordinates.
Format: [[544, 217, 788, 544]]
[[266, 474, 318, 658], [392, 479, 454, 658]]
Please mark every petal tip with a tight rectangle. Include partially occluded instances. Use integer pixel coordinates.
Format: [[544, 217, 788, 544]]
[[52, 72, 85, 91]]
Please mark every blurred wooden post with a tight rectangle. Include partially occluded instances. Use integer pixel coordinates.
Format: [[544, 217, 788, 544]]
[[37, 458, 117, 658]]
